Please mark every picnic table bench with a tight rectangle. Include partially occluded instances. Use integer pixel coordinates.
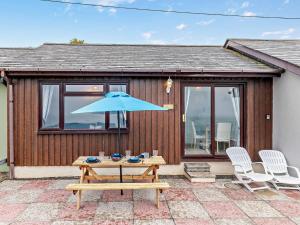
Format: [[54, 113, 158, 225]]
[[67, 156, 169, 209]]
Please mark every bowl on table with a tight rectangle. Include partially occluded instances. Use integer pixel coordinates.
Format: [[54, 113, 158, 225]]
[[111, 153, 123, 161], [86, 156, 100, 163]]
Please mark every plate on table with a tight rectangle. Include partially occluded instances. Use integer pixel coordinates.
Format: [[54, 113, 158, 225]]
[[86, 156, 100, 163], [128, 157, 141, 163]]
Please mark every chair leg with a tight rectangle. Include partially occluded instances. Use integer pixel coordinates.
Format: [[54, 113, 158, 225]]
[[77, 191, 81, 210], [233, 174, 254, 192], [271, 181, 280, 190], [156, 189, 160, 208], [243, 183, 254, 192]]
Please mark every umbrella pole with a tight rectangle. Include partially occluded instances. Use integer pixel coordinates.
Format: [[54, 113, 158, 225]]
[[117, 111, 121, 152], [117, 111, 123, 195]]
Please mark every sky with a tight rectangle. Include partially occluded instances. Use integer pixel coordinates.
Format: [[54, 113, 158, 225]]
[[0, 0, 299, 47]]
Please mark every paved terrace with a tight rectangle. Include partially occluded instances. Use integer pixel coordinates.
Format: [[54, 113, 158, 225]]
[[0, 178, 300, 225]]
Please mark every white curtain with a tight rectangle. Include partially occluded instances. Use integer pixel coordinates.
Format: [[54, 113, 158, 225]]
[[184, 88, 191, 144], [42, 85, 55, 126], [122, 110, 126, 127], [184, 88, 191, 116], [230, 87, 240, 145]]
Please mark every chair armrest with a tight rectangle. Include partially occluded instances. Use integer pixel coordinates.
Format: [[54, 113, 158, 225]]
[[232, 164, 247, 175], [287, 166, 300, 178]]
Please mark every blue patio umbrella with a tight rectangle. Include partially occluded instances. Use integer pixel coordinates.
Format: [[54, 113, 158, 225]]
[[72, 91, 167, 152], [73, 91, 167, 195]]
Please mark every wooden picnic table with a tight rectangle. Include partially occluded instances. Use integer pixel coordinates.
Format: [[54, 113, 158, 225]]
[[70, 156, 168, 209], [72, 156, 166, 184]]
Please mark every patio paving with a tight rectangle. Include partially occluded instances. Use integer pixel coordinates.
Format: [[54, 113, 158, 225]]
[[0, 178, 300, 224]]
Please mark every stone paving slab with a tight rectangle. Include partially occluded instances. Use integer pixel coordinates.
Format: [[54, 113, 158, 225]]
[[0, 178, 299, 224]]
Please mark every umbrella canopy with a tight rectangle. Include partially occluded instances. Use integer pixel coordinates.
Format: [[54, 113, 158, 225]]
[[72, 91, 167, 113], [72, 91, 167, 152]]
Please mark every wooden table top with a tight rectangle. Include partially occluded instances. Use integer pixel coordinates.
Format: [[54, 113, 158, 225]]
[[72, 156, 166, 168]]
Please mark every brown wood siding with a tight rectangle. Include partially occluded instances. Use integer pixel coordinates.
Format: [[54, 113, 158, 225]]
[[246, 78, 273, 160], [12, 76, 272, 166]]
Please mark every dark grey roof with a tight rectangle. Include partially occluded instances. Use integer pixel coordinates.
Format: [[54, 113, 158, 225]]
[[0, 48, 34, 68], [0, 43, 274, 72], [226, 39, 300, 67]]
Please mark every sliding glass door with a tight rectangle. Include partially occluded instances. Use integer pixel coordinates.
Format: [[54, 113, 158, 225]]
[[184, 86, 212, 156], [183, 83, 243, 158]]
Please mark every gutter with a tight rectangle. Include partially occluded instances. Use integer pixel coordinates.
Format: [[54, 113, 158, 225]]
[[5, 68, 282, 78], [1, 70, 14, 179]]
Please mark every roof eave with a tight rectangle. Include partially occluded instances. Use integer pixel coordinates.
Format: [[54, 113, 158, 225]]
[[3, 67, 282, 78], [225, 39, 300, 76]]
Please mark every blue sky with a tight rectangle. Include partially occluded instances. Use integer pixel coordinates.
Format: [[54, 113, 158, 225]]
[[0, 0, 299, 47]]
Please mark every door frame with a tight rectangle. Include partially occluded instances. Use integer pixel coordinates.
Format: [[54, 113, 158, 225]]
[[180, 81, 246, 160]]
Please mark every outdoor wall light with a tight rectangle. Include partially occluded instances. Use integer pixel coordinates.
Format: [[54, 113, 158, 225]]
[[165, 76, 173, 94]]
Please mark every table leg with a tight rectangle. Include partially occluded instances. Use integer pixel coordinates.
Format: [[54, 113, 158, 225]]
[[84, 169, 90, 183], [156, 188, 160, 208], [120, 165, 123, 195], [152, 167, 156, 183], [153, 165, 161, 207], [154, 166, 163, 194], [77, 167, 85, 210]]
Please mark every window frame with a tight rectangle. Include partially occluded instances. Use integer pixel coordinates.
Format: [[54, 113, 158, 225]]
[[38, 80, 129, 134]]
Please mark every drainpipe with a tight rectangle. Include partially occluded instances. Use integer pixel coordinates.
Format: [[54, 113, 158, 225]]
[[1, 70, 14, 179]]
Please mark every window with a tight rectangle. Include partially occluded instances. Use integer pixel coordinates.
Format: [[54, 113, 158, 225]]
[[66, 84, 104, 93], [64, 96, 105, 130], [40, 82, 128, 132], [183, 83, 243, 158], [41, 85, 60, 129]]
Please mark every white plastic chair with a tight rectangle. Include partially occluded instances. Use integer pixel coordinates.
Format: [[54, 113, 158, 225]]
[[216, 123, 231, 153], [192, 121, 205, 149], [259, 150, 300, 191], [226, 147, 272, 192]]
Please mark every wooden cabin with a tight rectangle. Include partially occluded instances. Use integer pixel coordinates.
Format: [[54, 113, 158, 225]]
[[0, 43, 282, 178]]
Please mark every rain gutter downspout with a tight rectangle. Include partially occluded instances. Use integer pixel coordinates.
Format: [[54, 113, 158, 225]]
[[1, 70, 14, 179]]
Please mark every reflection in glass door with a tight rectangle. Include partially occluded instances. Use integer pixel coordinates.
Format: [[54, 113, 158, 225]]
[[183, 84, 242, 158], [184, 86, 211, 156], [215, 87, 241, 155]]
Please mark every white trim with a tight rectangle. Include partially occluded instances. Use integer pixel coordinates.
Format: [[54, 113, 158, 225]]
[[14, 162, 233, 179]]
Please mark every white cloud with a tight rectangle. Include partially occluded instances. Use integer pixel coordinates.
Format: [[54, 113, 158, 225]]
[[82, 0, 135, 13], [165, 5, 173, 13], [283, 0, 290, 4], [109, 8, 117, 14], [227, 8, 237, 15], [262, 28, 295, 37], [280, 35, 291, 39], [141, 32, 153, 40], [64, 3, 72, 13], [150, 40, 165, 45], [243, 11, 256, 16], [96, 6, 104, 12], [241, 1, 250, 8], [197, 19, 215, 26], [83, 0, 135, 5], [176, 23, 187, 30]]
